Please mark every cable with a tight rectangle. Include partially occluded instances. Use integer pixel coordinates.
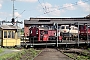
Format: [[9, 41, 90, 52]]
[[38, 0, 51, 17], [38, 0, 49, 13], [15, 10, 25, 19], [37, 0, 90, 17], [38, 0, 45, 10], [45, 0, 90, 14]]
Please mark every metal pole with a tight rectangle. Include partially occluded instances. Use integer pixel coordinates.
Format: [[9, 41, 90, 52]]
[[69, 27, 70, 41], [11, 0, 15, 18], [78, 22, 79, 47], [13, 0, 14, 18], [46, 39, 47, 48], [16, 20, 18, 46], [57, 23, 58, 47], [87, 24, 89, 46], [66, 38, 67, 48], [33, 37, 34, 47], [6, 38, 7, 47]]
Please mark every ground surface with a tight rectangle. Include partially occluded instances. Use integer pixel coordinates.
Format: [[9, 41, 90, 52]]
[[33, 48, 73, 60]]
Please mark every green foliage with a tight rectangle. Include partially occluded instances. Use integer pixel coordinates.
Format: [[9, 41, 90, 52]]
[[30, 48, 38, 57], [0, 48, 40, 60], [65, 53, 90, 60], [20, 28, 24, 35], [76, 56, 90, 60], [0, 52, 19, 60], [0, 48, 4, 53], [88, 48, 90, 51], [83, 50, 88, 55]]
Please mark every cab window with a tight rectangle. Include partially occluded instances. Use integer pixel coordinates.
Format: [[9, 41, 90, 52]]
[[61, 26, 65, 29], [44, 31, 48, 34], [66, 26, 69, 29], [88, 27, 90, 29], [81, 26, 84, 30]]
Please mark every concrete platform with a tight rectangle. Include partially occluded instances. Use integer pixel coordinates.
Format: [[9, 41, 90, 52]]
[[33, 48, 73, 60]]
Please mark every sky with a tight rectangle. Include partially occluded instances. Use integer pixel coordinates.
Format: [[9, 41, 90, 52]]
[[0, 0, 90, 28]]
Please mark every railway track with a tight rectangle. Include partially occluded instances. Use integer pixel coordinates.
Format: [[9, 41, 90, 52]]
[[33, 48, 73, 60]]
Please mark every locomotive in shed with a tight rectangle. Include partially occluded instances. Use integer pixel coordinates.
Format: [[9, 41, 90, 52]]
[[60, 25, 78, 40], [79, 24, 90, 40], [29, 26, 62, 43]]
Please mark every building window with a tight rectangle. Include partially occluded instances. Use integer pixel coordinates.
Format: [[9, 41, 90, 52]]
[[8, 31, 11, 38], [4, 31, 7, 38], [17, 29, 21, 38], [0, 30, 2, 38], [12, 31, 15, 38]]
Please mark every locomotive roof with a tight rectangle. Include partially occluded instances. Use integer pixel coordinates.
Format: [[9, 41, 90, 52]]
[[0, 25, 21, 30], [24, 17, 90, 25]]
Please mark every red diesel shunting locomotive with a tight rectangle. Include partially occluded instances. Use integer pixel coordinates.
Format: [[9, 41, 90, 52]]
[[80, 24, 90, 40], [29, 26, 62, 43]]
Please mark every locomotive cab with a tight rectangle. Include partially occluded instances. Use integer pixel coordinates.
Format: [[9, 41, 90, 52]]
[[60, 25, 70, 40], [29, 27, 39, 42]]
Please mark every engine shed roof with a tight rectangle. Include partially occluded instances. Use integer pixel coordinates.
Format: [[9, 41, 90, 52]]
[[24, 17, 90, 25]]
